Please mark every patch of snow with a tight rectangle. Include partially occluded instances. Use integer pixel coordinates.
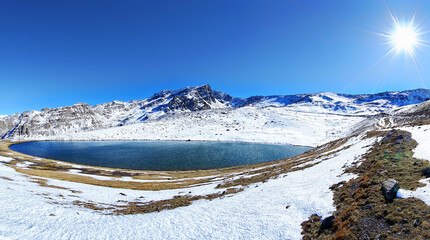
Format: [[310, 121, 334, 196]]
[[0, 156, 12, 162], [401, 125, 430, 161], [397, 178, 430, 205]]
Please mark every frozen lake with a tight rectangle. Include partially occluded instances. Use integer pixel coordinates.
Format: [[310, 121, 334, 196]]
[[10, 141, 311, 171]]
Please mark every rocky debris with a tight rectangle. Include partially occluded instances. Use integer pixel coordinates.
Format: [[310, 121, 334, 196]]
[[423, 167, 430, 178], [381, 179, 399, 202]]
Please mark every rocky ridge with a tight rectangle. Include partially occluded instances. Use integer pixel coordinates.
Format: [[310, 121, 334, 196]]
[[1, 84, 430, 139]]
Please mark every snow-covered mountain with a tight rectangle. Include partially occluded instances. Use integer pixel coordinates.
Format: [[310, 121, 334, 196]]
[[1, 84, 430, 140], [0, 84, 233, 139]]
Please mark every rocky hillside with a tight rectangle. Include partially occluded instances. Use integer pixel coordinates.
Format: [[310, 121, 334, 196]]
[[1, 84, 430, 139]]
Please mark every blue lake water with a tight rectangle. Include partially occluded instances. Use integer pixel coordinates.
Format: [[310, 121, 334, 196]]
[[10, 141, 311, 171]]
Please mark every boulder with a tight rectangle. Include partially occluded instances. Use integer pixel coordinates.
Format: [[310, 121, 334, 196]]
[[320, 216, 335, 230], [381, 179, 399, 202], [423, 167, 430, 178]]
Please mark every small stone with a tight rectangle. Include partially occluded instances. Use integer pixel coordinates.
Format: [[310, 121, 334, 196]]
[[397, 207, 402, 212], [285, 205, 290, 209], [49, 213, 55, 217], [381, 179, 399, 202], [413, 161, 422, 167], [310, 214, 321, 223], [119, 192, 126, 196], [413, 219, 421, 227], [363, 204, 373, 210]]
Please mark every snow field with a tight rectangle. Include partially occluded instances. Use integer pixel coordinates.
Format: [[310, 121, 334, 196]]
[[44, 107, 365, 147]]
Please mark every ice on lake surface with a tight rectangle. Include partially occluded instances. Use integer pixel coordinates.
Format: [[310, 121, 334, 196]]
[[10, 141, 311, 171]]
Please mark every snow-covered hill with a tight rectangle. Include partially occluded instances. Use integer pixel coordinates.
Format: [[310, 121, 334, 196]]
[[2, 84, 430, 145]]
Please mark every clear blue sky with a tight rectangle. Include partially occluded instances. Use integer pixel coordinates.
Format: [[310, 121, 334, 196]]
[[1, 0, 430, 115]]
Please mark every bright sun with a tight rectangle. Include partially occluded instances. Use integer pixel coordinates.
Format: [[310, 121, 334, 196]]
[[390, 24, 418, 53]]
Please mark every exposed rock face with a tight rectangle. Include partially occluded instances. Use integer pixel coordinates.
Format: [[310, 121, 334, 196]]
[[0, 114, 20, 137], [1, 85, 430, 139], [381, 179, 399, 202], [2, 104, 105, 139]]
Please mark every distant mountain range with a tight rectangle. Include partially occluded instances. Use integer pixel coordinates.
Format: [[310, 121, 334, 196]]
[[1, 84, 430, 139]]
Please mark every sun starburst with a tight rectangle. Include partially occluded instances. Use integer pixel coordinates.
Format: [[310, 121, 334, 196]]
[[390, 24, 418, 53], [382, 1, 427, 58]]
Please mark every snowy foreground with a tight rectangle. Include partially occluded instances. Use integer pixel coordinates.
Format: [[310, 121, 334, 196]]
[[0, 135, 375, 239]]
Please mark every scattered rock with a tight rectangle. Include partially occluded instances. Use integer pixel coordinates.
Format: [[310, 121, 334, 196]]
[[381, 179, 399, 202], [320, 216, 335, 230], [49, 213, 55, 217], [413, 161, 422, 167], [363, 204, 373, 210], [285, 205, 290, 209], [413, 219, 421, 227], [119, 192, 126, 196], [423, 167, 430, 178]]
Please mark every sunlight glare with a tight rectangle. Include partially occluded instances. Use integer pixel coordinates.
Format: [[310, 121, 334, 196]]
[[390, 25, 418, 53]]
